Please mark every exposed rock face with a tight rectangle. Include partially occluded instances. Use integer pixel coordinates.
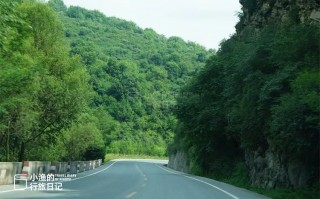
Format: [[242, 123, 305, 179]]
[[168, 150, 189, 173], [169, 0, 319, 189], [245, 150, 311, 189], [238, 0, 319, 189], [237, 0, 320, 33]]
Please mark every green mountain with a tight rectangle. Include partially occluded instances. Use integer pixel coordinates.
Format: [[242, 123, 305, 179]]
[[0, 0, 210, 161], [57, 1, 211, 156]]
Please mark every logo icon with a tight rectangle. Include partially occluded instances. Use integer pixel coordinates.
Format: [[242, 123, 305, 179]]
[[14, 174, 27, 190]]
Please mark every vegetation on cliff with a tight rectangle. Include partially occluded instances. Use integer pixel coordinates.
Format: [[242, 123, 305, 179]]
[[170, 0, 319, 198]]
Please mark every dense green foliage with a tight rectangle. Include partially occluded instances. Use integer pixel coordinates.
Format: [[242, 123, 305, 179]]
[[0, 0, 100, 161], [0, 0, 209, 161], [2, 1, 318, 197], [54, 2, 209, 156], [171, 16, 319, 191]]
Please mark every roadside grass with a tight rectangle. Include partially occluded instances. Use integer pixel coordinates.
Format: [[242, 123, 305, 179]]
[[259, 187, 319, 199], [223, 177, 319, 199], [201, 162, 319, 199], [220, 166, 318, 199], [104, 153, 168, 162]]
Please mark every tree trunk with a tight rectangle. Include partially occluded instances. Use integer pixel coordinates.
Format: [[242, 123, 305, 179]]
[[18, 142, 25, 162], [6, 120, 11, 162]]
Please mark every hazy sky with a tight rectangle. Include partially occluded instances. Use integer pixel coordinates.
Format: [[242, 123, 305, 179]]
[[62, 0, 241, 50]]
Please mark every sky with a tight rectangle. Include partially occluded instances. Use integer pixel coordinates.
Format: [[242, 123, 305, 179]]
[[62, 0, 241, 50]]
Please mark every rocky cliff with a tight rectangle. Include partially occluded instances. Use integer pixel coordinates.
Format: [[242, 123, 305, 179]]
[[245, 149, 313, 189], [169, 0, 319, 190], [237, 0, 320, 33], [237, 0, 319, 189], [168, 150, 189, 173]]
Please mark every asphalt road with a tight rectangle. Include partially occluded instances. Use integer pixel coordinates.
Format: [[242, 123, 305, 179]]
[[0, 159, 270, 199]]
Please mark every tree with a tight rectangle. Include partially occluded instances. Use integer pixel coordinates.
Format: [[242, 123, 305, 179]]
[[48, 0, 67, 13], [270, 71, 319, 178], [170, 22, 319, 186], [0, 1, 92, 161], [62, 113, 104, 161]]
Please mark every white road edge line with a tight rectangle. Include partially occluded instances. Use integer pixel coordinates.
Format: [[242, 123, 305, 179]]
[[0, 189, 21, 194], [66, 161, 117, 182], [156, 164, 239, 199], [0, 161, 117, 194], [126, 191, 137, 198]]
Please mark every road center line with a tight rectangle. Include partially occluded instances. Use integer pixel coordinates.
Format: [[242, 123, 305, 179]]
[[156, 164, 239, 199]]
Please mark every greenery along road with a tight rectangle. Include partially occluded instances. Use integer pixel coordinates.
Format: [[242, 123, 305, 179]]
[[0, 0, 210, 162], [170, 22, 319, 178], [169, 1, 319, 198], [0, 0, 319, 198]]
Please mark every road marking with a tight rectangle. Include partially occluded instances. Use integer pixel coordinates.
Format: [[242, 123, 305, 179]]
[[126, 191, 137, 198], [67, 161, 117, 182], [0, 187, 27, 194], [0, 161, 117, 194], [156, 165, 239, 199]]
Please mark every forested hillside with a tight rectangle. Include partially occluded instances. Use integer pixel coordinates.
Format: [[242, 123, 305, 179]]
[[0, 0, 209, 161], [1, 1, 319, 197], [56, 0, 210, 156], [169, 0, 319, 198]]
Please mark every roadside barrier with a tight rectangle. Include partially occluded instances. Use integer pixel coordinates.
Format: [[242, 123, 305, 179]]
[[49, 162, 57, 174], [57, 162, 67, 174], [77, 162, 80, 173], [66, 161, 70, 174], [0, 162, 22, 185], [21, 161, 30, 179], [80, 162, 86, 172], [70, 162, 77, 174], [85, 161, 90, 171], [0, 159, 102, 185]]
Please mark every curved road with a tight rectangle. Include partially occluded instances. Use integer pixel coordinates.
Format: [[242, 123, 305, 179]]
[[0, 160, 270, 199]]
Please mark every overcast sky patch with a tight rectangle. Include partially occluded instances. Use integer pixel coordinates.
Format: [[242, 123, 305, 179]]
[[62, 0, 241, 50]]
